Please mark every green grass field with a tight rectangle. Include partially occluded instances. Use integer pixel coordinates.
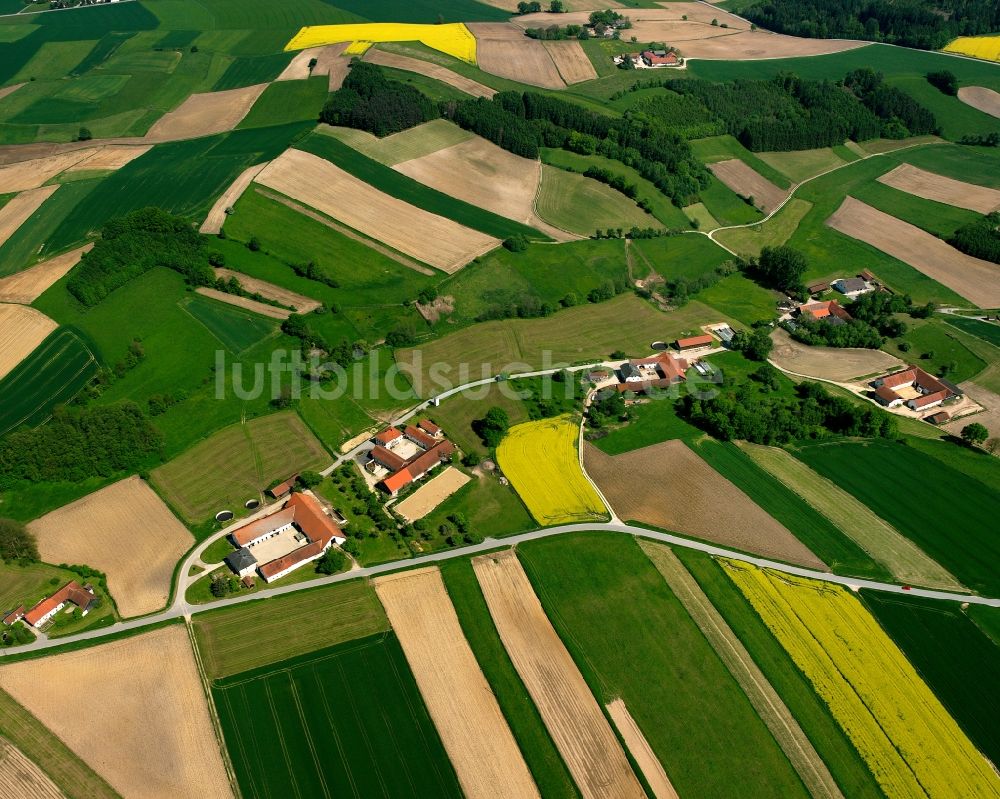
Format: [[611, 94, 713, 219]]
[[236, 76, 327, 129], [540, 147, 690, 229], [320, 121, 474, 167], [439, 559, 577, 799], [861, 591, 1000, 766], [795, 439, 1000, 595], [942, 316, 1000, 348], [150, 411, 330, 523], [630, 233, 732, 282], [296, 132, 547, 241], [192, 578, 388, 679], [214, 633, 462, 799], [517, 533, 810, 798], [714, 198, 813, 258], [179, 294, 278, 354], [536, 164, 657, 236], [675, 548, 885, 799], [884, 318, 986, 384], [756, 146, 854, 183], [698, 174, 767, 227], [697, 273, 779, 326], [0, 327, 99, 436], [690, 135, 793, 188]]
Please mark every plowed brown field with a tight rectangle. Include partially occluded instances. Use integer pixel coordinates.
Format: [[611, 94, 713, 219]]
[[28, 476, 193, 618], [709, 159, 787, 212], [584, 440, 826, 568], [64, 145, 151, 173], [957, 86, 1000, 119], [364, 49, 495, 98], [542, 41, 597, 84], [877, 163, 1000, 213], [374, 567, 539, 799], [0, 245, 91, 304], [475, 38, 564, 89], [769, 328, 902, 382], [0, 625, 233, 799], [0, 739, 64, 799], [827, 196, 1000, 307], [256, 148, 499, 272], [0, 304, 56, 380], [473, 549, 646, 799], [145, 84, 267, 141], [0, 150, 97, 192]]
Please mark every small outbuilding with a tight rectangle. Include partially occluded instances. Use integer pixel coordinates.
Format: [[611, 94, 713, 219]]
[[225, 547, 258, 578], [674, 334, 714, 352]]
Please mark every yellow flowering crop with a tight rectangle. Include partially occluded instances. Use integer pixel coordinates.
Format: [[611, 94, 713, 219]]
[[285, 23, 477, 64], [942, 35, 1000, 62]]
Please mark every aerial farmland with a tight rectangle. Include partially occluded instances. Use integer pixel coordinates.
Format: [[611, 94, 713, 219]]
[[0, 0, 999, 795]]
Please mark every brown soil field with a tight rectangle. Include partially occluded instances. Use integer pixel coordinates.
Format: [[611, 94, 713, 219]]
[[213, 267, 319, 312], [827, 196, 1000, 307], [0, 185, 58, 250], [878, 163, 1000, 214], [27, 476, 193, 618], [0, 738, 64, 799], [681, 32, 867, 59], [957, 86, 1000, 119], [194, 287, 291, 319], [64, 144, 151, 173], [638, 540, 846, 799], [256, 148, 500, 273], [0, 625, 233, 799], [475, 38, 565, 89], [200, 162, 268, 234], [605, 699, 679, 799], [516, 5, 745, 30], [769, 327, 902, 382], [276, 42, 348, 82], [0, 304, 57, 381], [364, 49, 496, 98], [393, 466, 471, 521], [467, 21, 528, 39], [709, 159, 787, 212], [542, 41, 598, 84], [374, 567, 540, 799], [473, 549, 646, 799], [584, 440, 826, 568], [0, 244, 91, 304], [498, 0, 621, 10], [144, 83, 267, 141], [0, 83, 24, 102], [256, 186, 435, 275], [0, 150, 98, 192], [944, 381, 1000, 442]]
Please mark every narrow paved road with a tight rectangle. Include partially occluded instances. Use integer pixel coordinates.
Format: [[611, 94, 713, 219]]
[[5, 520, 996, 658]]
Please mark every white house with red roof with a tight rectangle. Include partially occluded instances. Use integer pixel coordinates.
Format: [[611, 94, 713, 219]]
[[871, 366, 960, 411], [23, 581, 96, 629]]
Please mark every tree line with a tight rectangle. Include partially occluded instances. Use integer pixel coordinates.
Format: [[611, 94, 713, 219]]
[[949, 212, 1000, 264], [320, 61, 438, 137]]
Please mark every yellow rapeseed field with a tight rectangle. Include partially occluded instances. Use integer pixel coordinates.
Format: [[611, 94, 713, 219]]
[[724, 562, 1000, 799], [285, 23, 477, 64], [343, 40, 372, 56], [497, 416, 607, 526], [943, 35, 1000, 62]]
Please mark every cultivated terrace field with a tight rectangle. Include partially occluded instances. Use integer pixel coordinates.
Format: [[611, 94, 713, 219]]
[[3, 1, 1000, 795]]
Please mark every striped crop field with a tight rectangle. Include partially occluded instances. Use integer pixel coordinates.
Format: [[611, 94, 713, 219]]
[[496, 415, 607, 526], [285, 23, 477, 63], [943, 36, 1000, 62], [0, 327, 98, 435], [723, 562, 1000, 799]]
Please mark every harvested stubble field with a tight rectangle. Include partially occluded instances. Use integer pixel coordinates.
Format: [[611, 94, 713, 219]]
[[0, 244, 94, 305], [64, 145, 151, 173], [828, 197, 1000, 307], [193, 286, 290, 319], [0, 625, 233, 799], [708, 159, 788, 213], [584, 440, 825, 568], [0, 149, 102, 192], [497, 416, 606, 526], [0, 738, 64, 799], [276, 42, 349, 84], [151, 412, 330, 523], [605, 699, 679, 799], [324, 119, 473, 166], [364, 49, 496, 98], [214, 633, 462, 799], [475, 38, 564, 89], [0, 185, 58, 252], [638, 540, 842, 799], [393, 466, 471, 521], [681, 32, 868, 60], [28, 476, 193, 618], [877, 163, 1000, 214], [957, 86, 1000, 119], [472, 550, 646, 799], [943, 381, 1000, 441], [374, 567, 539, 799], [0, 304, 56, 380], [256, 148, 499, 273], [768, 328, 902, 382], [542, 41, 597, 84], [199, 162, 268, 234], [144, 84, 268, 142], [213, 267, 319, 313], [193, 579, 388, 680], [724, 563, 1000, 799]]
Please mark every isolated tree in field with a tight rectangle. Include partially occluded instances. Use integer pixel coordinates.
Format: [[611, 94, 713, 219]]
[[549, 0, 564, 12], [0, 519, 38, 562], [473, 407, 510, 448], [77, 127, 92, 141], [926, 70, 957, 96], [747, 246, 808, 296], [961, 423, 989, 447], [316, 547, 347, 574]]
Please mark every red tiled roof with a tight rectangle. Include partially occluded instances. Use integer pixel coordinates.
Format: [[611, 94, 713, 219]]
[[382, 469, 413, 494], [231, 508, 296, 547], [24, 582, 93, 627], [418, 419, 441, 436], [259, 540, 326, 580], [799, 300, 852, 321], [880, 368, 918, 389], [875, 385, 901, 403], [268, 476, 297, 498], [374, 427, 403, 445], [878, 366, 951, 396], [2, 606, 24, 626], [910, 390, 949, 409], [404, 425, 438, 450], [285, 492, 343, 547], [407, 441, 456, 478], [926, 410, 950, 424], [372, 445, 407, 472], [675, 334, 714, 349]]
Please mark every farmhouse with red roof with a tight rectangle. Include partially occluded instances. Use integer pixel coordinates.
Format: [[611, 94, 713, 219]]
[[616, 353, 689, 393], [23, 581, 96, 629], [870, 366, 961, 411], [367, 424, 457, 497], [797, 300, 852, 324]]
